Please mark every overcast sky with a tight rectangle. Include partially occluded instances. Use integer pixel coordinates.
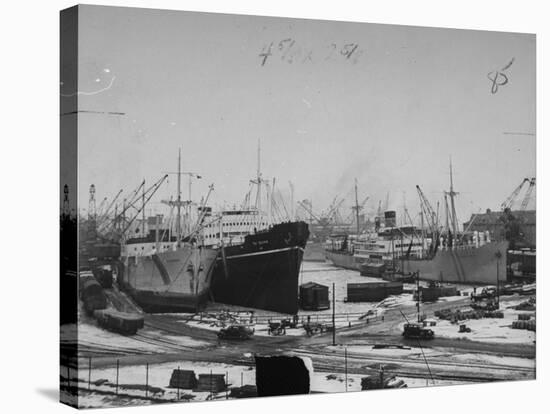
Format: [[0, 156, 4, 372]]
[[67, 5, 536, 225]]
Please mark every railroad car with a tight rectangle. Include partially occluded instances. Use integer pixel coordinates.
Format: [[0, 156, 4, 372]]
[[94, 309, 144, 335], [79, 273, 107, 315]]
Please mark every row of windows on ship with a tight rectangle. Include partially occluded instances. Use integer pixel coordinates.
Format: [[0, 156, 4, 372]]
[[125, 221, 270, 253], [125, 230, 246, 251], [204, 221, 268, 228], [358, 242, 425, 250]]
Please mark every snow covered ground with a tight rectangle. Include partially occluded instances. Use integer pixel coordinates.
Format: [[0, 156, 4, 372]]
[[449, 353, 535, 368], [65, 322, 210, 354], [325, 343, 535, 370], [327, 344, 437, 358], [73, 356, 468, 408], [74, 359, 255, 408], [431, 297, 536, 344]]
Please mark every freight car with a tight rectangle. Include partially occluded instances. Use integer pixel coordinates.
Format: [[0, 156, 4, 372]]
[[93, 309, 144, 335], [79, 273, 107, 315]]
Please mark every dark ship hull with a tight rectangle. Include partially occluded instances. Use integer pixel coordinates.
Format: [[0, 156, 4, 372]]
[[211, 221, 310, 314]]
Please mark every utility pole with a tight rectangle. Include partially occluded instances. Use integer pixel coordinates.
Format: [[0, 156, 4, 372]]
[[115, 359, 119, 395], [344, 347, 348, 392], [177, 149, 182, 243], [417, 271, 421, 322], [145, 363, 149, 399], [332, 282, 336, 346], [496, 250, 502, 307]]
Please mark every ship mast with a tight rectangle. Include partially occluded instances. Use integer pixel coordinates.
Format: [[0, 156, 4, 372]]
[[354, 178, 360, 235], [176, 148, 182, 244], [420, 209, 425, 258], [446, 157, 459, 239], [161, 149, 201, 244], [255, 138, 262, 212], [289, 181, 295, 221]]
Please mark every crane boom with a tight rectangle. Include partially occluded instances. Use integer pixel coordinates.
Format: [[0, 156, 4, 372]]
[[97, 197, 108, 216], [99, 176, 168, 236], [416, 185, 438, 234], [326, 198, 345, 222], [501, 178, 529, 210], [298, 200, 322, 223], [520, 178, 536, 210], [97, 189, 123, 226], [122, 175, 169, 234]]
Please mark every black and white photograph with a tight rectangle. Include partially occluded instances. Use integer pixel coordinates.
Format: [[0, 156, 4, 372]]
[[57, 2, 538, 410]]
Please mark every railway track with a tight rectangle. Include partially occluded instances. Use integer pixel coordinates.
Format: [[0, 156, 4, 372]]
[[289, 347, 534, 383], [295, 347, 535, 374]]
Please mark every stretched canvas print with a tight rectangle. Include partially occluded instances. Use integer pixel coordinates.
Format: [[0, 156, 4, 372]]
[[60, 4, 536, 409]]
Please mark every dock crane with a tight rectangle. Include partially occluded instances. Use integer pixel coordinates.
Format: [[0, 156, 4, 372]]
[[96, 189, 123, 229], [520, 178, 536, 211], [297, 200, 324, 225], [500, 178, 529, 211], [416, 185, 441, 256], [121, 175, 169, 235], [327, 197, 346, 224], [96, 197, 108, 217], [88, 184, 97, 221], [297, 198, 345, 233], [416, 185, 438, 235], [499, 177, 534, 248], [99, 175, 168, 239]]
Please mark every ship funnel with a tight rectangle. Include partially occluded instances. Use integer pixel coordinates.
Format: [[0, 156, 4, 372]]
[[384, 210, 396, 228]]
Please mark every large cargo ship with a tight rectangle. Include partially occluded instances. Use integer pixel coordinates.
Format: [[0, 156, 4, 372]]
[[116, 151, 219, 313], [205, 143, 310, 314], [326, 163, 509, 285], [326, 218, 508, 284]]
